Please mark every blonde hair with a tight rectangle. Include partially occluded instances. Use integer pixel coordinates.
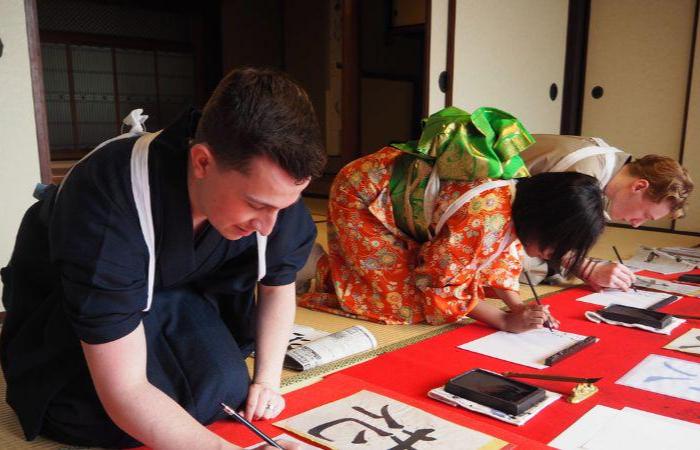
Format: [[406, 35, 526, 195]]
[[627, 155, 694, 219]]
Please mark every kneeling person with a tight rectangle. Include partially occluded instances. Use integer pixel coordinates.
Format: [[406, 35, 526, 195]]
[[299, 108, 605, 332]]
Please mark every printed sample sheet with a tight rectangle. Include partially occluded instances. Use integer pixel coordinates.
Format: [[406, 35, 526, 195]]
[[276, 390, 508, 450], [664, 328, 700, 356], [634, 276, 700, 297], [661, 246, 700, 257], [244, 433, 323, 449], [458, 329, 593, 369], [288, 324, 330, 350], [616, 354, 700, 403], [550, 405, 700, 449], [576, 289, 673, 308], [624, 246, 696, 274]]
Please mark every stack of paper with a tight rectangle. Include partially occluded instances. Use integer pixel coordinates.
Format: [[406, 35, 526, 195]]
[[550, 405, 700, 449]]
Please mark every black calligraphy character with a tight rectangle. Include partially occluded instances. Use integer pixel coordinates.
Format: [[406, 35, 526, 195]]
[[287, 332, 312, 350], [644, 361, 699, 384], [308, 418, 392, 443], [388, 428, 437, 450], [679, 336, 700, 350], [663, 361, 698, 377], [352, 405, 403, 429]]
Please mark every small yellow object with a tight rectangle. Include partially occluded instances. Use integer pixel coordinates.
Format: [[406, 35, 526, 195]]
[[567, 383, 599, 404]]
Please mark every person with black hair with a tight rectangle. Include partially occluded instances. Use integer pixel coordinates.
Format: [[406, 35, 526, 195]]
[[298, 107, 605, 331], [1, 68, 325, 449]]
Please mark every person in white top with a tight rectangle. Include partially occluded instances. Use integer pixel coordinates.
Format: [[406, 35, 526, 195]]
[[520, 134, 694, 291]]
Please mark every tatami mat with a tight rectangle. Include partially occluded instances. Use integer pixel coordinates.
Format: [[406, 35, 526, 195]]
[[0, 197, 697, 448]]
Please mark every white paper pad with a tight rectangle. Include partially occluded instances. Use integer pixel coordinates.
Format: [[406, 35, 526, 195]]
[[457, 329, 593, 369], [550, 405, 700, 449], [616, 354, 700, 403], [576, 289, 673, 308], [428, 385, 561, 426], [664, 328, 700, 356], [276, 390, 508, 449], [634, 276, 700, 297], [245, 433, 323, 449]]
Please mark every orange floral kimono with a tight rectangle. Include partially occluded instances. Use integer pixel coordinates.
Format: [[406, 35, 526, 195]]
[[298, 147, 524, 325]]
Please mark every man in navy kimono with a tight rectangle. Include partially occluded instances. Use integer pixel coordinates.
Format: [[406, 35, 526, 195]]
[[1, 67, 325, 449]]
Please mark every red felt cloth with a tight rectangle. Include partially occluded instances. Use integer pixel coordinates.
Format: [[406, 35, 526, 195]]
[[340, 284, 700, 445], [131, 271, 700, 449]]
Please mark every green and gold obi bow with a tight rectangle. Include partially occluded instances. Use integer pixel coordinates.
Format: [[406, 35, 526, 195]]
[[389, 106, 534, 242]]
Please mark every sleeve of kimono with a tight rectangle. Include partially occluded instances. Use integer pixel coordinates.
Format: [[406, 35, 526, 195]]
[[51, 141, 149, 345], [414, 186, 520, 324]]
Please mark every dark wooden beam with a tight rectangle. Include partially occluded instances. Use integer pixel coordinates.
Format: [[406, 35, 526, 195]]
[[24, 0, 51, 184]]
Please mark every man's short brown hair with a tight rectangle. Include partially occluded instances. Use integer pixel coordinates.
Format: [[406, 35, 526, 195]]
[[627, 155, 694, 219], [193, 67, 326, 181]]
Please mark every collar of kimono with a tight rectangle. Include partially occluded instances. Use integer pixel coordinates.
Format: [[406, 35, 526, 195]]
[[389, 106, 533, 242]]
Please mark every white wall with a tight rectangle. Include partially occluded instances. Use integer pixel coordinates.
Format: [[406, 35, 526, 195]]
[[0, 0, 42, 300]]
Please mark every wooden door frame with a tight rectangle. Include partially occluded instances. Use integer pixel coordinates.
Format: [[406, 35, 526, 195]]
[[305, 0, 360, 197], [25, 0, 51, 184], [560, 0, 590, 135]]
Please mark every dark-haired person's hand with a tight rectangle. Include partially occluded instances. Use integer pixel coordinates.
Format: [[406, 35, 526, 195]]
[[586, 261, 635, 292], [504, 303, 560, 333]]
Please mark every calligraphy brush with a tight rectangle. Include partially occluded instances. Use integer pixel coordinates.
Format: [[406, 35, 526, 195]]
[[612, 246, 638, 292], [502, 372, 602, 384], [523, 270, 554, 332], [221, 403, 283, 449]]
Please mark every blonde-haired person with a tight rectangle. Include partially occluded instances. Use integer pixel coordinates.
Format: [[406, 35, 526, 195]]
[[521, 134, 694, 291]]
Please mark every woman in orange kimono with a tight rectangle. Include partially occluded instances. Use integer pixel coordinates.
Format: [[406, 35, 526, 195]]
[[299, 107, 605, 332]]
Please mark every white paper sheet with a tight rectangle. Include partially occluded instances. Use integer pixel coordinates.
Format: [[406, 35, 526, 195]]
[[664, 328, 700, 356], [457, 329, 594, 369], [550, 406, 700, 450], [576, 289, 673, 308], [634, 276, 700, 296], [616, 354, 700, 403], [549, 405, 619, 449], [276, 390, 508, 450], [245, 433, 324, 449]]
